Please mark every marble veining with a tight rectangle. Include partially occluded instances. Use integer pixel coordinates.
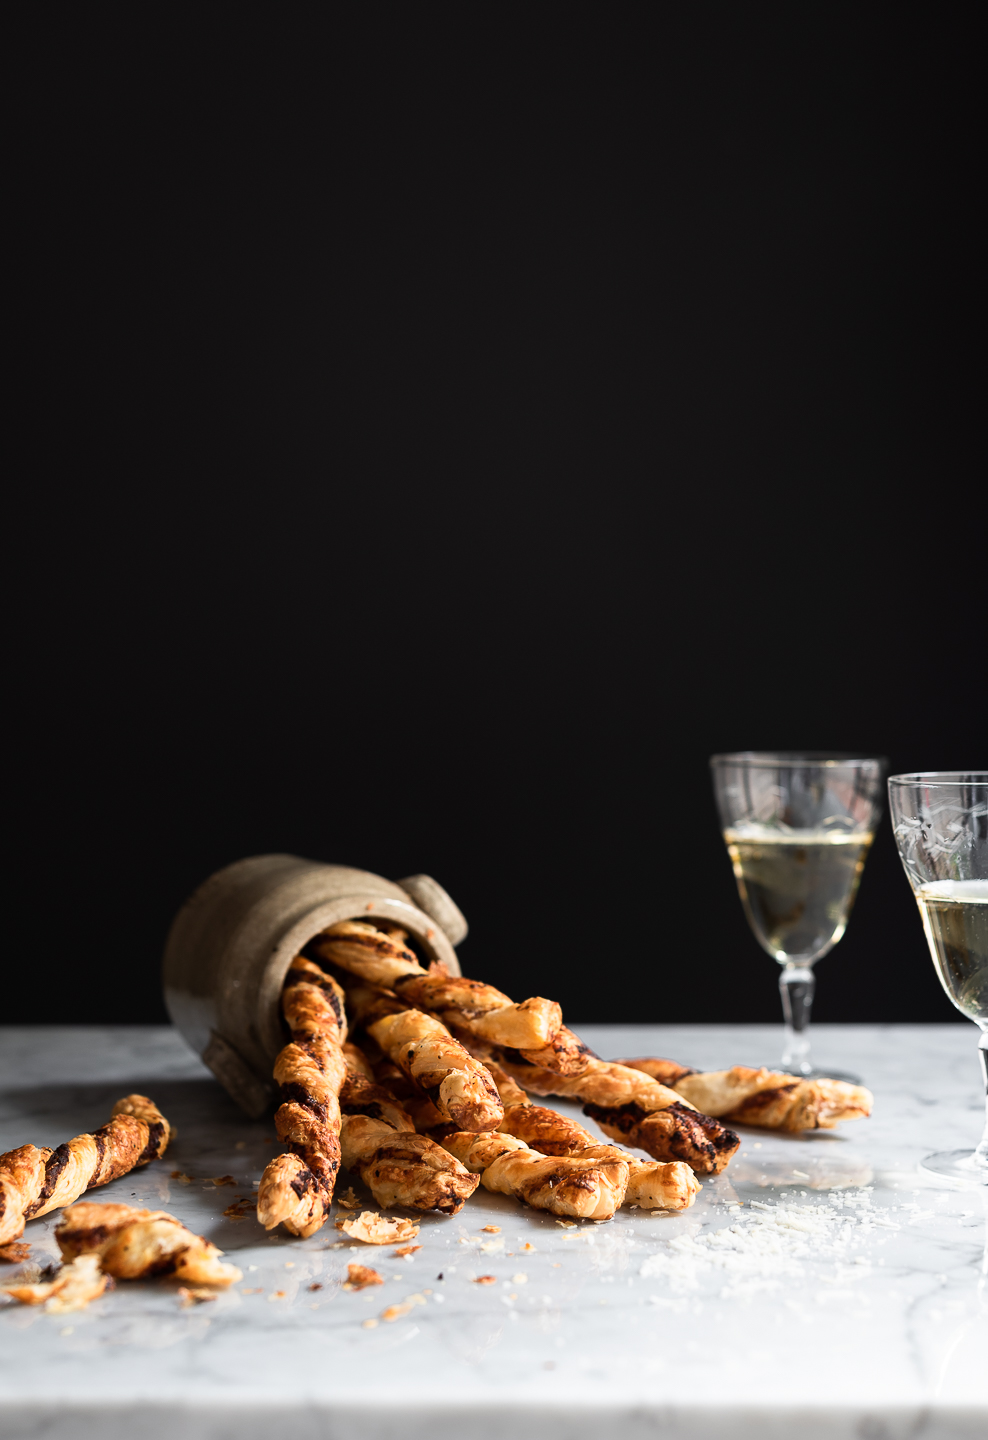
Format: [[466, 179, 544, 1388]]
[[1, 1024, 986, 1439]]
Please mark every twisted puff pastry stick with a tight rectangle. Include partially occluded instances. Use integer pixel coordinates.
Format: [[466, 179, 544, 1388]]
[[479, 1051, 740, 1176], [616, 1058, 873, 1131], [257, 956, 348, 1237], [56, 1202, 241, 1284], [437, 1130, 629, 1220], [339, 1043, 479, 1215], [0, 1095, 170, 1246], [310, 922, 565, 1054], [496, 1104, 699, 1212], [316, 924, 614, 1079], [338, 977, 503, 1133]]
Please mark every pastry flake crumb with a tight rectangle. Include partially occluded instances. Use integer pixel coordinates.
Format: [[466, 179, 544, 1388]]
[[381, 1302, 414, 1321], [241, 1287, 263, 1294], [170, 1172, 194, 1185], [342, 1263, 383, 1291], [223, 1198, 255, 1219], [268, 1290, 286, 1300], [362, 1318, 378, 1329], [0, 1242, 31, 1264], [480, 1226, 501, 1233], [337, 1212, 420, 1245], [522, 1242, 535, 1251], [392, 1245, 421, 1258], [555, 1220, 576, 1229], [211, 1176, 236, 1187], [473, 1275, 497, 1285], [336, 1187, 361, 1210], [2, 1254, 109, 1313], [177, 1286, 218, 1307], [308, 1283, 323, 1291]]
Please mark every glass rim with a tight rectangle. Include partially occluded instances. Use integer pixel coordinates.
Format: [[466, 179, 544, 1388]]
[[888, 771, 988, 787], [710, 751, 886, 768]]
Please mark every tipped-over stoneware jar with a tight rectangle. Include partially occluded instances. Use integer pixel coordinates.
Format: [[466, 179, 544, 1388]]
[[162, 854, 467, 1117]]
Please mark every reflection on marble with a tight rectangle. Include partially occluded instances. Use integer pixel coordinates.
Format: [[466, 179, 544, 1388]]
[[1, 1024, 986, 1439]]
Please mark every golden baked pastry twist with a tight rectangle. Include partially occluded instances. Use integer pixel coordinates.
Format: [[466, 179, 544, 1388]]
[[617, 1058, 873, 1131], [335, 977, 503, 1132], [436, 1130, 629, 1220], [56, 1202, 241, 1285], [310, 922, 566, 1054], [484, 1053, 740, 1175], [366, 1008, 503, 1133], [0, 1095, 170, 1247], [496, 1103, 699, 1211], [256, 956, 348, 1237], [338, 1043, 479, 1214]]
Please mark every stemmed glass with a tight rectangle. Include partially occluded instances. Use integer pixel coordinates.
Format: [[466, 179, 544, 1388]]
[[888, 771, 988, 1186], [710, 752, 885, 1080]]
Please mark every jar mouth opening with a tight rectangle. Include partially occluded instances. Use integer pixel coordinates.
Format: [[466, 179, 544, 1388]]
[[710, 752, 886, 768]]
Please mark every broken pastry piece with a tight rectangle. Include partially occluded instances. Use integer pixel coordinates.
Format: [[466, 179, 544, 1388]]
[[56, 1202, 241, 1285], [436, 1131, 629, 1221], [616, 1059, 873, 1131], [337, 1211, 420, 1245], [257, 956, 349, 1238], [2, 1253, 109, 1312], [0, 1094, 170, 1246]]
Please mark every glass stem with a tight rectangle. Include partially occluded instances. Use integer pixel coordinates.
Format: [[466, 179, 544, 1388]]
[[976, 1029, 988, 1169], [779, 964, 815, 1076]]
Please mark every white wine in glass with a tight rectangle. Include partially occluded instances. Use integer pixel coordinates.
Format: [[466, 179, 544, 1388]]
[[711, 752, 885, 1080], [890, 772, 988, 1186]]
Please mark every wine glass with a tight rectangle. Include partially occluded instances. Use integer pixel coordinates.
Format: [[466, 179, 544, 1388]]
[[710, 752, 885, 1080], [888, 771, 988, 1186]]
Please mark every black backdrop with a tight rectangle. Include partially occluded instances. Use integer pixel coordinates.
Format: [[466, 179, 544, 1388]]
[[7, 10, 982, 1029]]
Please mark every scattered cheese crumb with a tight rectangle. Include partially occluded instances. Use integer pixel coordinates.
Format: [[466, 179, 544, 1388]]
[[474, 1275, 497, 1285], [381, 1303, 414, 1321]]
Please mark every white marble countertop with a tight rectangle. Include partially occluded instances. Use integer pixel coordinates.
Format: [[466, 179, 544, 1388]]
[[1, 1024, 986, 1440]]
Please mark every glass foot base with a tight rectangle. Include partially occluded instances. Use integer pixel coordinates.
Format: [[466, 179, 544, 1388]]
[[918, 1149, 988, 1186]]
